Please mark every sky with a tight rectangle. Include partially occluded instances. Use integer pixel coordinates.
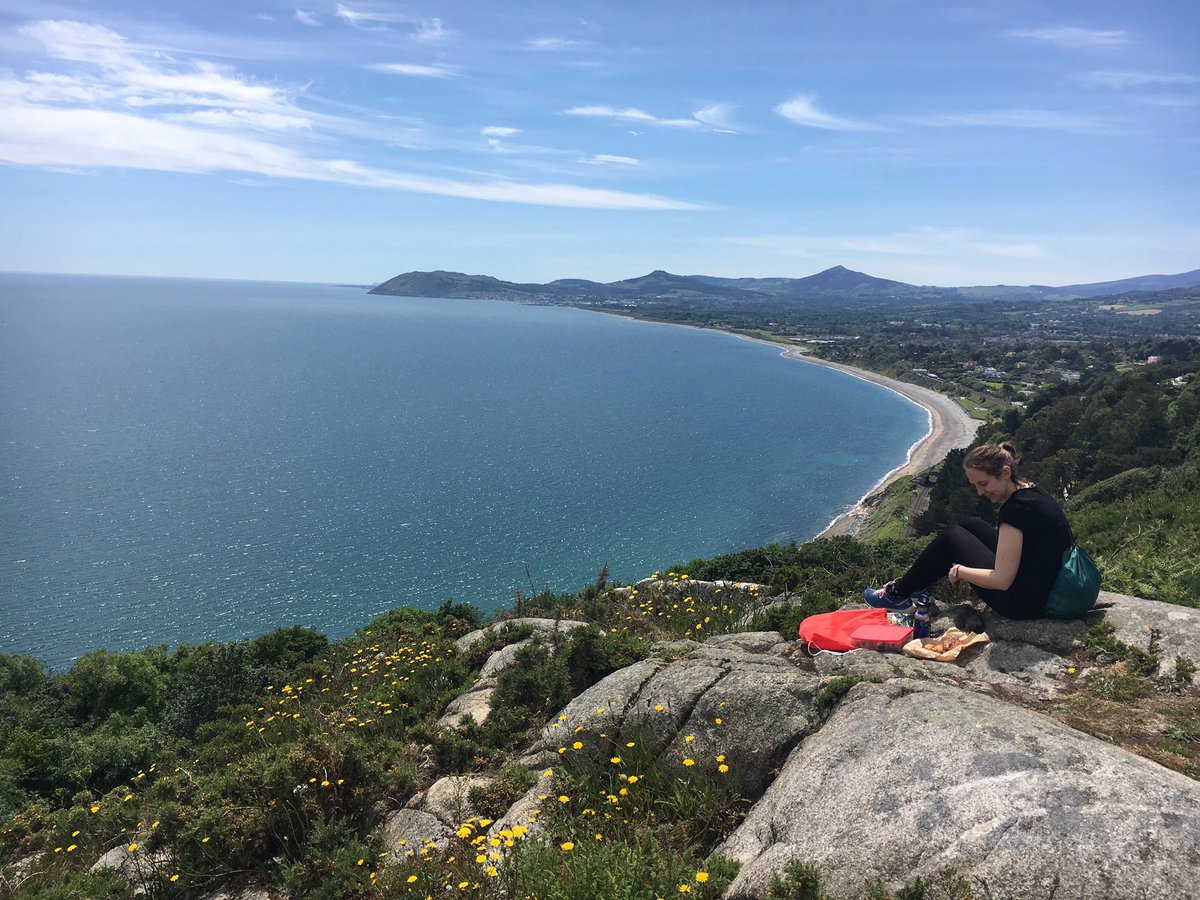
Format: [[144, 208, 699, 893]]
[[0, 0, 1197, 287]]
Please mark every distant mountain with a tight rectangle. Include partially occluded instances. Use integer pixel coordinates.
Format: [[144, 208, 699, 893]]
[[370, 270, 548, 299], [369, 265, 1200, 307], [369, 269, 765, 303], [1045, 269, 1200, 297], [689, 266, 918, 298], [957, 268, 1200, 301]]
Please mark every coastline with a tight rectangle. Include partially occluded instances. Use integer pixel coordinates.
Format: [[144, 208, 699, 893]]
[[584, 311, 984, 541], [785, 349, 980, 538], [720, 333, 981, 539]]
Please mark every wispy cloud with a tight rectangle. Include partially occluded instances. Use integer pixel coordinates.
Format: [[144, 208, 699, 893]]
[[413, 18, 451, 43], [693, 102, 739, 132], [1005, 26, 1129, 49], [1074, 70, 1200, 89], [482, 126, 520, 136], [584, 153, 641, 166], [166, 109, 313, 130], [910, 109, 1106, 132], [566, 104, 737, 130], [2, 19, 699, 212], [0, 98, 700, 208], [774, 94, 880, 132], [333, 4, 408, 29], [366, 62, 459, 78], [293, 10, 319, 27], [21, 20, 303, 112], [566, 105, 701, 128], [526, 37, 589, 51]]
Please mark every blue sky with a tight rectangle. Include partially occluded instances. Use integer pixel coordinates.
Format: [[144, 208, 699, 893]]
[[1, 0, 1197, 286]]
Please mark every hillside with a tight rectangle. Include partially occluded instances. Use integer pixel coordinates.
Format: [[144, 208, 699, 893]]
[[370, 265, 1200, 308]]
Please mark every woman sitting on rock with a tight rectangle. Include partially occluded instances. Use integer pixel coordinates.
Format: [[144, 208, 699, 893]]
[[864, 442, 1072, 620]]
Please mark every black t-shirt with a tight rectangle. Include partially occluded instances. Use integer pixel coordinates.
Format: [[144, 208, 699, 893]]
[[997, 484, 1074, 603]]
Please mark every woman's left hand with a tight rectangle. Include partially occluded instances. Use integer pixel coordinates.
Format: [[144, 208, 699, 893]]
[[948, 564, 961, 585]]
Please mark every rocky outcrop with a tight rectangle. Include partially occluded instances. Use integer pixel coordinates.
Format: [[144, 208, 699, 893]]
[[363, 583, 1200, 897], [718, 678, 1200, 899], [380, 774, 494, 856], [438, 618, 590, 728], [519, 633, 820, 799], [477, 590, 1200, 899]]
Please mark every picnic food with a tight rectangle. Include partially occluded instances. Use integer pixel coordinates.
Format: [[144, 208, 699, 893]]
[[927, 634, 963, 654], [902, 628, 990, 662]]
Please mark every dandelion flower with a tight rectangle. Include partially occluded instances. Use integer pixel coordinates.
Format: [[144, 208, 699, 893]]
[[655, 704, 665, 712], [679, 885, 692, 894], [683, 758, 695, 767], [128, 843, 138, 852], [90, 805, 100, 814], [696, 871, 710, 883], [610, 756, 622, 764], [718, 764, 730, 774], [560, 841, 575, 851], [407, 875, 418, 883], [170, 874, 180, 882], [201, 837, 210, 843], [558, 795, 570, 803], [572, 741, 583, 750], [67, 844, 77, 852], [685, 735, 695, 742]]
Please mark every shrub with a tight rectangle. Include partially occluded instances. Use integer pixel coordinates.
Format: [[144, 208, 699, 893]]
[[767, 859, 830, 900], [814, 675, 880, 715], [467, 763, 536, 822]]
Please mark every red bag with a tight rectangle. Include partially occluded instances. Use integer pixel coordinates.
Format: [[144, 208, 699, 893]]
[[797, 608, 886, 652]]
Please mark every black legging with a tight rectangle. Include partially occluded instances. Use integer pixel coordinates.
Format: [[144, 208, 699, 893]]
[[894, 517, 1042, 619]]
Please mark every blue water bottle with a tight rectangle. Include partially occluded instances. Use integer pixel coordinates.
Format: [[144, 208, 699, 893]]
[[913, 597, 931, 640]]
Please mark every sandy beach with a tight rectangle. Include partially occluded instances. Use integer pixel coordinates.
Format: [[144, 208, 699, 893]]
[[771, 349, 981, 537]]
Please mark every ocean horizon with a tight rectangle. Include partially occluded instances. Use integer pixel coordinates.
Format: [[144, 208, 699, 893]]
[[0, 273, 928, 669]]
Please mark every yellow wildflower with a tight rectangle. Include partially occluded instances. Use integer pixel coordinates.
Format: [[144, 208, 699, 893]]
[[560, 841, 575, 851]]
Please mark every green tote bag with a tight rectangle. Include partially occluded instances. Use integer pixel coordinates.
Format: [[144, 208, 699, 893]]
[[1044, 544, 1102, 619]]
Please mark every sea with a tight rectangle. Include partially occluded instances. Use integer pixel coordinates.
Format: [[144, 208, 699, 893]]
[[0, 273, 928, 670]]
